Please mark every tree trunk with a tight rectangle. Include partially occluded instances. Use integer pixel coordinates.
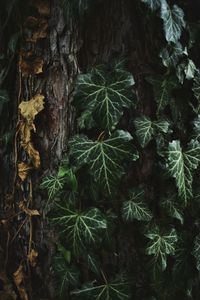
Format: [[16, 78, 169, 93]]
[[1, 0, 163, 299]]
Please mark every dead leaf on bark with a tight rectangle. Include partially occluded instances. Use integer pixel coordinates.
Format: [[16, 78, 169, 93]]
[[19, 94, 45, 124], [19, 54, 44, 76], [13, 265, 28, 300], [18, 162, 32, 181], [18, 94, 44, 168], [27, 249, 38, 267], [25, 17, 48, 42], [19, 202, 40, 216]]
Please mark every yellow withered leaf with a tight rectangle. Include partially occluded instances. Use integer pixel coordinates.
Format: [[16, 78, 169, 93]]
[[27, 249, 38, 267], [19, 94, 45, 124], [13, 265, 28, 300], [19, 202, 40, 217], [21, 141, 41, 169], [18, 162, 32, 181]]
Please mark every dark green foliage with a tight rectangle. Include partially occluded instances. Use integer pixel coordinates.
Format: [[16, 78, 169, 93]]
[[41, 0, 200, 299]]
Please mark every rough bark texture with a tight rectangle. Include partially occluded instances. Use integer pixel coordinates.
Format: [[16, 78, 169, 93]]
[[1, 0, 161, 299]]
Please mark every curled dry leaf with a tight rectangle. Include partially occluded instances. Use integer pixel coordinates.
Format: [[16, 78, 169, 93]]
[[18, 162, 32, 181], [13, 265, 28, 300], [19, 94, 45, 168], [27, 249, 38, 267], [19, 54, 44, 76], [19, 202, 40, 216], [19, 94, 45, 125]]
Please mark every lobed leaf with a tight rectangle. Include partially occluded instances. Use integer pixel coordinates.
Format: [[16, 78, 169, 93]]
[[74, 68, 135, 131], [122, 188, 153, 222], [69, 130, 139, 194]]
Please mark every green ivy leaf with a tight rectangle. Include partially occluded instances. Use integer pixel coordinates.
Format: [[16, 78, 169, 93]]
[[193, 71, 200, 102], [71, 279, 131, 299], [134, 116, 170, 147], [40, 174, 65, 200], [0, 89, 9, 104], [54, 253, 80, 298], [160, 1, 185, 43], [122, 188, 153, 222], [147, 76, 178, 114], [85, 253, 100, 276], [192, 233, 200, 271], [160, 193, 184, 224], [141, 0, 161, 11], [69, 130, 139, 194], [145, 226, 178, 271], [52, 206, 107, 254], [160, 42, 186, 68], [74, 68, 135, 131], [167, 140, 200, 203]]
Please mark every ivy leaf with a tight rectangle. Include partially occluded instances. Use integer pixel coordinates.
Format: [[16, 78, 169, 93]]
[[141, 0, 161, 11], [160, 1, 185, 43], [176, 59, 197, 84], [85, 253, 100, 276], [69, 130, 139, 194], [74, 68, 135, 131], [160, 193, 184, 224], [146, 76, 178, 114], [167, 140, 200, 203], [145, 226, 178, 271], [71, 279, 131, 299], [193, 115, 200, 140], [0, 89, 9, 104], [54, 253, 80, 298], [52, 206, 107, 254], [193, 71, 200, 102], [40, 174, 65, 200], [160, 42, 186, 68], [134, 116, 170, 147], [122, 188, 153, 222], [192, 233, 200, 271]]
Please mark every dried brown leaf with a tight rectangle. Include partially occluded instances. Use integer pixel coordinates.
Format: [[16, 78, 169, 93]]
[[27, 249, 38, 267], [19, 202, 40, 216], [13, 265, 28, 300], [19, 55, 44, 76], [18, 162, 32, 181], [25, 17, 48, 42]]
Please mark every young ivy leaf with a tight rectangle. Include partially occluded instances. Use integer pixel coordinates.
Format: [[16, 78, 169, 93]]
[[71, 280, 131, 300], [145, 226, 178, 271], [74, 67, 135, 131], [167, 140, 200, 203], [69, 130, 139, 195], [146, 76, 178, 114], [134, 116, 170, 148], [52, 206, 107, 254], [122, 188, 153, 222], [192, 233, 200, 271], [160, 0, 185, 43]]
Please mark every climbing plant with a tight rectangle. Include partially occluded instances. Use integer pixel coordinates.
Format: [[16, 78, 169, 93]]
[[1, 0, 200, 299], [40, 1, 200, 299]]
